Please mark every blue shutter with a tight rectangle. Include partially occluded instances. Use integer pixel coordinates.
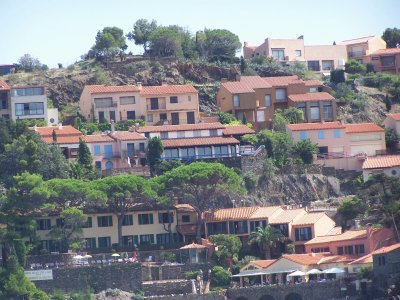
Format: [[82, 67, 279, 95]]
[[318, 130, 325, 139], [94, 145, 101, 155], [104, 145, 113, 158], [334, 129, 341, 138], [300, 132, 307, 140]]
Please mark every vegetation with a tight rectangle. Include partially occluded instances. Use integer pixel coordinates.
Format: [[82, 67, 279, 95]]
[[382, 27, 400, 48], [248, 226, 285, 259], [147, 137, 164, 176], [209, 234, 242, 267], [385, 127, 399, 153], [293, 139, 319, 164], [18, 53, 48, 72], [211, 266, 232, 287]]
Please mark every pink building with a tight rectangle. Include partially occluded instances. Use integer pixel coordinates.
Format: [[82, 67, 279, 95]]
[[365, 48, 400, 74], [305, 226, 395, 257]]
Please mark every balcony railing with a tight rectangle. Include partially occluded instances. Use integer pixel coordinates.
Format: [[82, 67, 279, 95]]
[[146, 103, 167, 110]]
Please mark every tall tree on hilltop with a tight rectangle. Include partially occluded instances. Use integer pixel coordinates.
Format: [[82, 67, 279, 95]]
[[94, 27, 127, 60], [382, 28, 400, 48], [127, 19, 158, 53]]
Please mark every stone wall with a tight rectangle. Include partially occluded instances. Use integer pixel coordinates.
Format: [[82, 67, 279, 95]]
[[241, 148, 267, 176], [143, 279, 192, 296], [142, 263, 212, 281], [226, 281, 342, 300], [147, 295, 225, 300], [33, 263, 142, 293]]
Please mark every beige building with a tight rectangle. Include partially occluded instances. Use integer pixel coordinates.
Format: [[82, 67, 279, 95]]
[[338, 35, 387, 64], [79, 84, 199, 125], [362, 155, 400, 182]]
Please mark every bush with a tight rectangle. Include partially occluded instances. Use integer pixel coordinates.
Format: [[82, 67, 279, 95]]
[[243, 172, 258, 192], [263, 158, 277, 178], [89, 67, 109, 84], [51, 290, 65, 300], [345, 60, 366, 74], [211, 266, 231, 287], [293, 139, 319, 164], [218, 112, 237, 124], [132, 290, 144, 300], [105, 288, 121, 297], [185, 270, 203, 280], [160, 252, 176, 262], [157, 160, 183, 175], [123, 62, 149, 75], [330, 69, 345, 84]]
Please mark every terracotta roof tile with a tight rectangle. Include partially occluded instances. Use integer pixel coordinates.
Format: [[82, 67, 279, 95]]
[[305, 80, 323, 86], [84, 85, 140, 94], [372, 48, 400, 55], [263, 75, 299, 87], [221, 81, 256, 94], [137, 123, 225, 133], [204, 207, 259, 222], [32, 125, 82, 137], [288, 92, 334, 102], [201, 116, 220, 123], [286, 121, 345, 131], [162, 137, 239, 148], [292, 212, 327, 226], [249, 206, 283, 220], [345, 123, 384, 133], [268, 209, 307, 224], [327, 226, 343, 235], [140, 84, 197, 95], [175, 204, 196, 212], [283, 253, 327, 266], [386, 113, 400, 121], [111, 131, 146, 141], [0, 80, 10, 90], [180, 242, 206, 249], [371, 243, 400, 255], [239, 76, 272, 89], [348, 253, 373, 265], [249, 260, 277, 269], [84, 134, 115, 143], [338, 36, 376, 45], [223, 125, 255, 135], [318, 255, 357, 264], [42, 136, 81, 145], [305, 229, 367, 245], [363, 155, 400, 169]]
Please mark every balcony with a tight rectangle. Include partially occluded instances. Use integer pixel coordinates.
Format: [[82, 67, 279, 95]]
[[349, 50, 366, 58], [146, 103, 166, 110]]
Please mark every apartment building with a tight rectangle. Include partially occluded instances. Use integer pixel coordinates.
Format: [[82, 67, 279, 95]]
[[216, 75, 335, 130], [338, 35, 387, 64], [137, 122, 253, 161], [365, 48, 400, 74], [0, 80, 58, 125], [79, 83, 200, 125], [243, 36, 347, 72]]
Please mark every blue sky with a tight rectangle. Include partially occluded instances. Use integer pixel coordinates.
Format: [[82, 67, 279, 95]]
[[1, 0, 399, 68]]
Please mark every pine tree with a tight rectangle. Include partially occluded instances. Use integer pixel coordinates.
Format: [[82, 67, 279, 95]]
[[77, 139, 93, 169]]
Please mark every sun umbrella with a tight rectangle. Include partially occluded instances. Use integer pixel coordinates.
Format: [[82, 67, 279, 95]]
[[111, 253, 120, 257], [73, 255, 83, 259], [287, 270, 306, 277], [306, 269, 323, 275], [83, 254, 92, 259], [323, 267, 345, 274]]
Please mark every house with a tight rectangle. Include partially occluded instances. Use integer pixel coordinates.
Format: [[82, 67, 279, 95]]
[[305, 226, 395, 257], [362, 155, 400, 182], [338, 35, 387, 64], [216, 75, 334, 130], [137, 122, 251, 161], [243, 36, 347, 72], [175, 204, 199, 243], [365, 48, 400, 74], [31, 124, 82, 159], [0, 81, 58, 125], [79, 83, 200, 125], [383, 113, 400, 137], [372, 243, 400, 290]]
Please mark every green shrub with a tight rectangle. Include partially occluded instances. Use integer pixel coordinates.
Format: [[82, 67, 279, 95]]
[[211, 266, 231, 287], [185, 270, 203, 280], [330, 69, 345, 84], [160, 252, 176, 262], [51, 290, 65, 300], [243, 173, 258, 192], [105, 288, 121, 297], [218, 112, 237, 124], [132, 290, 144, 300], [123, 62, 149, 75], [263, 158, 277, 178], [345, 60, 366, 74], [88, 67, 108, 85]]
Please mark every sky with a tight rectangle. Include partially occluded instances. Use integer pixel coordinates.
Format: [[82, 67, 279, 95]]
[[1, 0, 399, 68]]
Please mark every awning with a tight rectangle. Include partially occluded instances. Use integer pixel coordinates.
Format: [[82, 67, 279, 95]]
[[287, 270, 305, 277], [323, 267, 345, 274], [232, 269, 295, 277], [306, 269, 323, 275]]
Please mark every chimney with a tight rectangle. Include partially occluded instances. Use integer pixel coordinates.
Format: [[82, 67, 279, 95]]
[[137, 82, 142, 89], [58, 123, 63, 130], [110, 119, 115, 134], [33, 125, 37, 132], [235, 74, 241, 82]]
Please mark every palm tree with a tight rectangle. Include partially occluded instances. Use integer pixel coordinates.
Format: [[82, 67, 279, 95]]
[[248, 226, 285, 259]]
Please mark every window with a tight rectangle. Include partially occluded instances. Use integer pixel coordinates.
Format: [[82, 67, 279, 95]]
[[157, 233, 179, 244], [276, 89, 287, 102], [160, 132, 168, 139], [295, 227, 312, 241], [209, 129, 218, 136], [181, 147, 195, 158], [392, 169, 397, 176], [338, 246, 344, 255], [233, 95, 240, 107], [56, 218, 64, 228], [322, 60, 334, 71], [139, 143, 145, 152], [98, 237, 111, 248], [138, 213, 153, 225], [98, 111, 105, 123], [231, 145, 237, 156], [84, 238, 96, 249], [355, 244, 365, 254], [214, 145, 228, 157], [146, 114, 153, 122], [272, 49, 285, 61], [250, 220, 267, 232], [257, 110, 265, 122], [104, 145, 113, 158], [109, 111, 115, 122], [182, 215, 190, 223], [378, 256, 386, 266], [193, 130, 201, 137], [122, 215, 133, 226], [188, 96, 191, 101], [37, 219, 51, 230], [229, 221, 248, 234], [127, 143, 135, 157], [381, 56, 395, 67], [140, 234, 154, 244], [150, 98, 159, 110], [94, 145, 101, 155], [94, 97, 112, 108], [15, 102, 44, 116], [122, 235, 135, 246], [297, 103, 307, 121], [295, 50, 302, 57], [120, 96, 135, 105], [97, 216, 113, 227], [309, 87, 318, 93], [177, 131, 185, 138], [307, 61, 320, 71], [170, 96, 178, 103], [299, 131, 307, 140], [344, 245, 354, 255], [158, 212, 174, 223], [334, 129, 341, 138], [311, 247, 330, 253], [127, 111, 136, 120], [11, 87, 44, 96], [265, 95, 271, 107], [198, 146, 212, 157], [160, 113, 167, 121], [82, 217, 92, 228], [207, 222, 227, 235], [310, 102, 320, 121], [271, 224, 289, 237], [323, 101, 333, 120], [1, 100, 7, 109], [95, 161, 101, 171], [318, 130, 325, 139], [164, 148, 178, 159]]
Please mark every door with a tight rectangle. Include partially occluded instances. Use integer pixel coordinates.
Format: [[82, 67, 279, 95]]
[[150, 98, 159, 110], [171, 112, 179, 125], [187, 111, 195, 124], [105, 161, 113, 176], [127, 143, 135, 157], [109, 111, 116, 122], [98, 111, 105, 123]]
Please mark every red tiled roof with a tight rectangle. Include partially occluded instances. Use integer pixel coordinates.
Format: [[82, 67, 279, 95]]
[[0, 80, 10, 90], [363, 155, 400, 169], [318, 255, 356, 264], [239, 76, 272, 89], [162, 137, 239, 148], [140, 84, 197, 95], [386, 113, 400, 121], [305, 229, 368, 245], [288, 92, 334, 102], [345, 123, 384, 133], [111, 131, 146, 141], [372, 48, 400, 55], [249, 260, 276, 269], [137, 123, 225, 133], [204, 207, 259, 222], [201, 116, 220, 123], [283, 253, 327, 266], [338, 36, 376, 45], [292, 212, 327, 226], [305, 80, 323, 87], [286, 121, 345, 132], [372, 243, 400, 255], [263, 75, 299, 87], [84, 85, 140, 94], [42, 136, 81, 145], [268, 209, 307, 224], [223, 125, 255, 135], [84, 134, 115, 143], [348, 253, 373, 265], [175, 204, 196, 212], [248, 206, 283, 220], [221, 81, 256, 94], [32, 125, 82, 137]]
